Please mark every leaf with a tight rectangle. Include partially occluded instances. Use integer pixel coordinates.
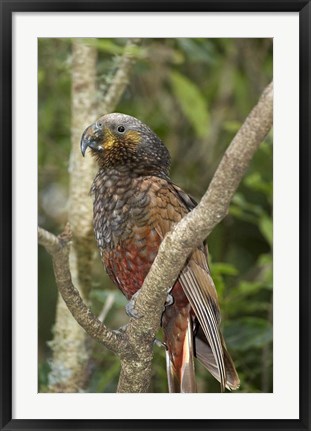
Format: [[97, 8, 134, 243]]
[[212, 262, 239, 276], [170, 71, 210, 137], [86, 38, 124, 54], [232, 193, 263, 216], [244, 172, 272, 198], [223, 317, 272, 351], [84, 38, 146, 59], [223, 120, 241, 133], [230, 193, 268, 225], [259, 215, 273, 247], [176, 39, 214, 64], [38, 361, 51, 390], [97, 361, 121, 392], [236, 281, 264, 295], [257, 254, 273, 287], [212, 273, 225, 300]]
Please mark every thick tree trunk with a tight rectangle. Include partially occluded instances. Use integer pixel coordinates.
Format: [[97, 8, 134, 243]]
[[48, 39, 97, 392], [47, 38, 142, 392]]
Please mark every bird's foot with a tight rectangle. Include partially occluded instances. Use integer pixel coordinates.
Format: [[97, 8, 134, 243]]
[[115, 324, 128, 335], [154, 339, 167, 349], [165, 293, 174, 307], [125, 291, 143, 319]]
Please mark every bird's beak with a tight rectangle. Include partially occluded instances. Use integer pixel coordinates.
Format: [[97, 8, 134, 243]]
[[80, 123, 103, 157]]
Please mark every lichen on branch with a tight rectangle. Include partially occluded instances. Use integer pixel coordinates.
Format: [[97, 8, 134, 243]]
[[38, 226, 126, 354]]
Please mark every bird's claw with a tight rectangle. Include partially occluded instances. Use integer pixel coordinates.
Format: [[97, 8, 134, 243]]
[[154, 339, 167, 349], [125, 291, 143, 319], [165, 293, 174, 307], [126, 292, 172, 318], [115, 324, 128, 335]]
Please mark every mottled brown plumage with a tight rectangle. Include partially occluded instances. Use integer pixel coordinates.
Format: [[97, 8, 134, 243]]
[[81, 113, 240, 392]]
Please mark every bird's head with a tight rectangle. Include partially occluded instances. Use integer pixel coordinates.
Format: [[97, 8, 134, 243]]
[[80, 113, 170, 177]]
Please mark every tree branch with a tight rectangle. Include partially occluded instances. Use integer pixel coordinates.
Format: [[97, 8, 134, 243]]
[[45, 38, 143, 392], [38, 226, 126, 356], [40, 80, 273, 393], [46, 39, 98, 393], [117, 81, 273, 392], [100, 38, 142, 114]]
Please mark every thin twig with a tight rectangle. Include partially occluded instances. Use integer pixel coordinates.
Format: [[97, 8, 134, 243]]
[[101, 38, 142, 114], [38, 227, 62, 254], [98, 293, 115, 323]]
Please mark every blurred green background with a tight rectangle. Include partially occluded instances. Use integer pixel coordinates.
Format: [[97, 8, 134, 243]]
[[38, 38, 273, 393]]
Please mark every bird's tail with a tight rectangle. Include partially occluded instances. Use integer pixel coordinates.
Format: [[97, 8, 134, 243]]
[[162, 286, 239, 392], [163, 301, 197, 393], [194, 326, 240, 391]]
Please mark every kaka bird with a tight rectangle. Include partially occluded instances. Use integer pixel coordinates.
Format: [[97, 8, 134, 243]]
[[81, 113, 239, 393]]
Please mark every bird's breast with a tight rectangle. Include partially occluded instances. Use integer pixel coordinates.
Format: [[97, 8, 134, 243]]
[[92, 169, 155, 252], [91, 169, 186, 298], [103, 225, 161, 298]]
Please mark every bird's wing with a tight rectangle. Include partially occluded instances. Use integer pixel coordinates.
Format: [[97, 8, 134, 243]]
[[195, 326, 240, 390], [170, 182, 198, 211], [179, 250, 226, 391], [150, 178, 232, 391]]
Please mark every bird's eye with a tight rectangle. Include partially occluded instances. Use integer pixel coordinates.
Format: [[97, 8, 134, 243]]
[[96, 121, 103, 128], [117, 125, 125, 133]]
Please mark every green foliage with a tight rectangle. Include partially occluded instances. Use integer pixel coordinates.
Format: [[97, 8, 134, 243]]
[[38, 360, 51, 392], [90, 289, 127, 308], [170, 70, 210, 137], [88, 358, 120, 393], [38, 37, 273, 393], [224, 317, 272, 351], [84, 38, 148, 60]]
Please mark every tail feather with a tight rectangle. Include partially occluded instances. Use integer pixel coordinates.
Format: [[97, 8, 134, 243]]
[[194, 328, 240, 390], [164, 311, 197, 393], [180, 266, 227, 391], [165, 349, 180, 393]]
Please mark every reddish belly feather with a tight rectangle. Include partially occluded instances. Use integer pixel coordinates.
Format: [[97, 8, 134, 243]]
[[104, 225, 189, 311], [105, 226, 161, 299], [104, 225, 192, 373]]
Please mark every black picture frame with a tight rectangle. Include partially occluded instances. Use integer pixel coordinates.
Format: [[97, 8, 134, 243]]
[[1, 1, 310, 430]]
